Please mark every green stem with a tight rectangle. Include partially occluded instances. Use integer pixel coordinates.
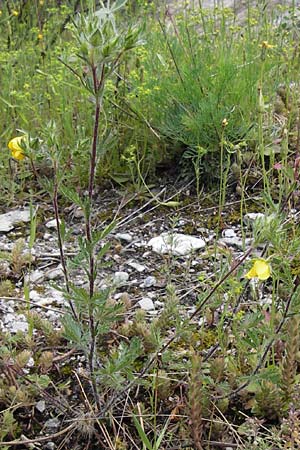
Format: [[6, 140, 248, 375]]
[[85, 63, 104, 412]]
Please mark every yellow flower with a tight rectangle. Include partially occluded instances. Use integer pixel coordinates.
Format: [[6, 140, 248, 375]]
[[259, 41, 275, 49], [12, 10, 19, 16], [222, 118, 228, 127], [38, 33, 43, 40], [8, 136, 26, 161], [245, 259, 271, 280]]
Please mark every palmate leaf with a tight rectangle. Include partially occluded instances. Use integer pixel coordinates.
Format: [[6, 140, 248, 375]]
[[0, 410, 18, 441], [98, 338, 141, 389], [61, 313, 84, 346]]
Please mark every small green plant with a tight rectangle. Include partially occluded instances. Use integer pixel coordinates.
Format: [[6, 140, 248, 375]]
[[188, 353, 204, 450], [281, 314, 300, 402], [49, 0, 143, 410]]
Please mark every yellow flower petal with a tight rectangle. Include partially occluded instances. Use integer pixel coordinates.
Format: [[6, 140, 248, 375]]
[[8, 136, 26, 160], [253, 260, 271, 280], [245, 266, 257, 279], [12, 149, 25, 161], [245, 259, 271, 280]]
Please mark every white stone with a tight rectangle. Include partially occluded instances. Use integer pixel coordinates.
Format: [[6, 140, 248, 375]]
[[4, 314, 28, 333], [26, 357, 35, 368], [243, 213, 265, 226], [44, 418, 60, 430], [113, 271, 129, 285], [36, 400, 46, 413], [73, 207, 84, 218], [45, 265, 64, 280], [127, 261, 146, 272], [115, 232, 133, 243], [0, 208, 31, 232], [141, 276, 157, 288], [45, 218, 59, 229], [222, 229, 237, 238], [25, 269, 45, 284], [138, 297, 155, 311], [30, 288, 65, 307], [219, 237, 242, 249], [148, 233, 205, 256]]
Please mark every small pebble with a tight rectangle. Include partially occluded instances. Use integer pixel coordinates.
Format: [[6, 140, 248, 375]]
[[127, 261, 146, 272], [36, 400, 46, 413], [113, 271, 129, 285], [44, 418, 60, 431], [115, 232, 133, 243], [138, 297, 155, 311], [45, 219, 59, 229], [141, 276, 157, 288]]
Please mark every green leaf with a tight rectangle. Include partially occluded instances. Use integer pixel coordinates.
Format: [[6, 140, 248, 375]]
[[132, 415, 153, 450], [27, 374, 51, 388], [96, 220, 116, 240], [155, 417, 170, 450], [111, 0, 128, 13], [0, 95, 18, 108], [60, 186, 85, 210], [62, 314, 83, 345], [96, 241, 111, 260], [160, 201, 181, 208], [29, 203, 37, 249]]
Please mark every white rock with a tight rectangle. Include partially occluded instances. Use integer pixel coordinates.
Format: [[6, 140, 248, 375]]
[[222, 229, 237, 238], [220, 236, 252, 249], [133, 241, 147, 248], [73, 207, 84, 218], [44, 443, 55, 450], [6, 315, 28, 333], [127, 261, 146, 272], [30, 290, 43, 302], [243, 213, 265, 226], [148, 233, 205, 256], [0, 208, 31, 232], [0, 242, 12, 251], [45, 218, 59, 229], [113, 271, 129, 285], [141, 276, 157, 288], [13, 321, 28, 333], [25, 269, 45, 284], [36, 400, 46, 413], [45, 265, 64, 280], [138, 297, 155, 311], [44, 418, 60, 430], [3, 313, 15, 324], [26, 357, 35, 368], [115, 232, 133, 243], [30, 287, 65, 307]]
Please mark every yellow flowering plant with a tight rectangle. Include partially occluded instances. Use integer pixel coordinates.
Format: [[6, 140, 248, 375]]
[[245, 259, 271, 280], [8, 136, 27, 161]]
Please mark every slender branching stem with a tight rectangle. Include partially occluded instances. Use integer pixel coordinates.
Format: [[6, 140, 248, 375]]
[[85, 63, 103, 411], [52, 160, 77, 320]]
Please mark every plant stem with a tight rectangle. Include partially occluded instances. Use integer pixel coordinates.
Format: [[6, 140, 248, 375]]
[[53, 160, 77, 320], [85, 63, 103, 411]]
